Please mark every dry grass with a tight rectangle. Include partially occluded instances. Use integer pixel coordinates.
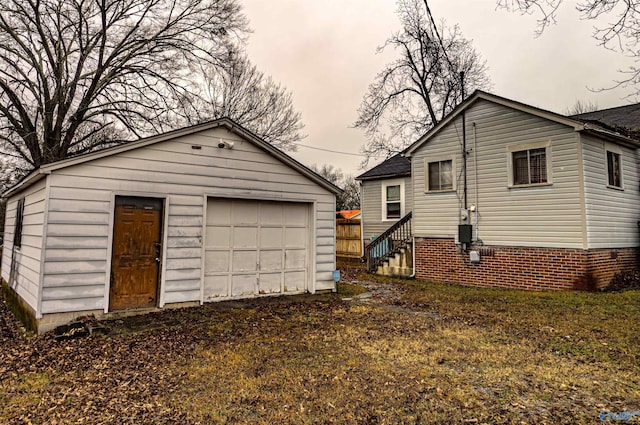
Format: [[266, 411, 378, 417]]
[[1, 274, 639, 424]]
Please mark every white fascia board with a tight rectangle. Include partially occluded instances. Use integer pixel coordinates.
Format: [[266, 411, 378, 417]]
[[2, 118, 343, 198], [405, 91, 587, 157]]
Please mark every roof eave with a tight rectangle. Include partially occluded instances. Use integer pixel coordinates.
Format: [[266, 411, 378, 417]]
[[356, 171, 411, 181], [580, 125, 640, 149], [1, 118, 343, 198], [2, 169, 47, 199], [405, 90, 586, 156], [226, 122, 343, 195]]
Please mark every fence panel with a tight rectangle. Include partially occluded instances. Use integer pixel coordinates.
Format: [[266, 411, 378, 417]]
[[336, 218, 362, 258]]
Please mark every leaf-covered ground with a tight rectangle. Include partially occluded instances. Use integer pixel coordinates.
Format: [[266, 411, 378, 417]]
[[1, 263, 639, 424]]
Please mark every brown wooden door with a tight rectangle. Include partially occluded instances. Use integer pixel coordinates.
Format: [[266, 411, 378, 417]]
[[110, 197, 163, 311]]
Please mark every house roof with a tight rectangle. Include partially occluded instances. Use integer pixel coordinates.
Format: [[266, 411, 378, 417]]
[[355, 153, 411, 181], [570, 103, 640, 139], [3, 118, 343, 198], [405, 90, 640, 156], [337, 209, 361, 219]]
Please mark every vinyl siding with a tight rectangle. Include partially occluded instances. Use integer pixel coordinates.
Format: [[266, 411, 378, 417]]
[[361, 176, 412, 241], [411, 99, 584, 248], [1, 179, 47, 312], [581, 134, 640, 248], [40, 127, 335, 314]]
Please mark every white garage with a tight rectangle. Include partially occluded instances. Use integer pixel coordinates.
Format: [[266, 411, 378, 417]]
[[204, 198, 311, 300], [1, 118, 341, 333]]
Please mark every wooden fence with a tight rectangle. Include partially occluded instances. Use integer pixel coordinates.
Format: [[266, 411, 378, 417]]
[[336, 218, 362, 258]]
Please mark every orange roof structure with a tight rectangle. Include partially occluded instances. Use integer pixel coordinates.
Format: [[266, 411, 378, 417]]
[[337, 209, 361, 219]]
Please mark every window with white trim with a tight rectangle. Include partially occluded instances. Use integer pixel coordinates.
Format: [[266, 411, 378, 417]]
[[512, 148, 547, 185], [606, 149, 622, 189], [381, 180, 404, 220], [507, 141, 552, 187], [425, 156, 455, 192]]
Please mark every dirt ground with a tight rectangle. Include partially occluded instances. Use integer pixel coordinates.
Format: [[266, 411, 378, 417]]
[[1, 262, 639, 424]]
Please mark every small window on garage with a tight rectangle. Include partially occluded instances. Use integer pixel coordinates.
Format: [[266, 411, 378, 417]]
[[381, 179, 404, 221], [14, 198, 25, 249], [606, 148, 622, 189]]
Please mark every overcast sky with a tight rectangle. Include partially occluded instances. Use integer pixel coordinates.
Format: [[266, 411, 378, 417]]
[[242, 0, 636, 177]]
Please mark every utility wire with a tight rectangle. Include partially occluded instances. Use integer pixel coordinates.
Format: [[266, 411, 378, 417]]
[[296, 143, 384, 158], [422, 0, 455, 73], [422, 0, 464, 101]]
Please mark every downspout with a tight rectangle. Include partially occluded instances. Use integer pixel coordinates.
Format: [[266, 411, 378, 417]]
[[473, 122, 480, 242], [359, 181, 364, 260], [460, 73, 469, 254], [410, 236, 416, 278], [462, 103, 468, 210]]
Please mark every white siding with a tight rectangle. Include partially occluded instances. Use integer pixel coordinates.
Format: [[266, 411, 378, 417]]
[[361, 176, 412, 240], [1, 179, 47, 312], [411, 99, 585, 248], [582, 134, 640, 248], [41, 186, 111, 313], [40, 127, 335, 314]]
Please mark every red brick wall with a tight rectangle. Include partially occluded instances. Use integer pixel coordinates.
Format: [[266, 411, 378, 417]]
[[414, 238, 638, 291]]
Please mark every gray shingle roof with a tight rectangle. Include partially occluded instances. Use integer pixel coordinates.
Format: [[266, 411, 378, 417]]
[[571, 103, 640, 139], [356, 153, 411, 181]]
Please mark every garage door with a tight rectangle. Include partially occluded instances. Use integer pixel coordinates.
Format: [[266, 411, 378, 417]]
[[204, 198, 310, 300]]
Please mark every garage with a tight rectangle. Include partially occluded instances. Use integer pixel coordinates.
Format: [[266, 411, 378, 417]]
[[2, 118, 339, 333], [204, 198, 311, 300]]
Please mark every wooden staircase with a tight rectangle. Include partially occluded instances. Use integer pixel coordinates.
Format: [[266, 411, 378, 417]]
[[376, 243, 413, 277], [366, 211, 413, 277]]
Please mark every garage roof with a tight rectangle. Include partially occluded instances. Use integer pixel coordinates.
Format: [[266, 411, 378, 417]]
[[3, 118, 342, 198]]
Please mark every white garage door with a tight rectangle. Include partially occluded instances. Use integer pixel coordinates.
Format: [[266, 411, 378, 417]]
[[204, 198, 310, 300]]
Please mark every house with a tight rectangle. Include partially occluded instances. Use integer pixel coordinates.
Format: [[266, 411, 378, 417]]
[[355, 153, 413, 276], [355, 153, 412, 243], [1, 118, 341, 333], [365, 91, 640, 290]]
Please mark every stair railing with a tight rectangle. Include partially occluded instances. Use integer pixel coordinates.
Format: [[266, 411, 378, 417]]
[[366, 211, 412, 272]]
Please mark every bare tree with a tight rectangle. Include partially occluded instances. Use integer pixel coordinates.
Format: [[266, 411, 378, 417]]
[[194, 54, 305, 151], [354, 0, 490, 164], [497, 0, 640, 92], [0, 0, 248, 169], [565, 99, 600, 115], [310, 164, 360, 210], [338, 176, 361, 211]]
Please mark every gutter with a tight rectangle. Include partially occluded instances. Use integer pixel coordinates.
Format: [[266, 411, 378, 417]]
[[410, 236, 416, 278], [2, 169, 48, 199], [579, 123, 640, 149]]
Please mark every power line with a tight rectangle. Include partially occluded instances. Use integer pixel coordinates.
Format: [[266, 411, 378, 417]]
[[295, 143, 384, 158]]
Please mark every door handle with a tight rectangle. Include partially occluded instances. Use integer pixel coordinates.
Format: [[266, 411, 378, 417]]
[[155, 257, 161, 263]]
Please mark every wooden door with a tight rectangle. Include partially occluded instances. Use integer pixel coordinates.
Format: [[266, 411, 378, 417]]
[[110, 197, 163, 311]]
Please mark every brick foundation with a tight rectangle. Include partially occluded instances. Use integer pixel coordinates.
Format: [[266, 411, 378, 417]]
[[414, 238, 639, 291]]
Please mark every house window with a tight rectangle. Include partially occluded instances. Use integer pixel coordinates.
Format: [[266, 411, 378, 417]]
[[507, 142, 551, 187], [386, 185, 401, 219], [606, 150, 622, 188], [512, 148, 547, 185], [381, 180, 404, 220], [427, 159, 454, 191], [14, 198, 25, 249]]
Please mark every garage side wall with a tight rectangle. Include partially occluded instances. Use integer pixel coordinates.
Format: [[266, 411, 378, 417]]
[[1, 179, 47, 315], [40, 127, 335, 315]]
